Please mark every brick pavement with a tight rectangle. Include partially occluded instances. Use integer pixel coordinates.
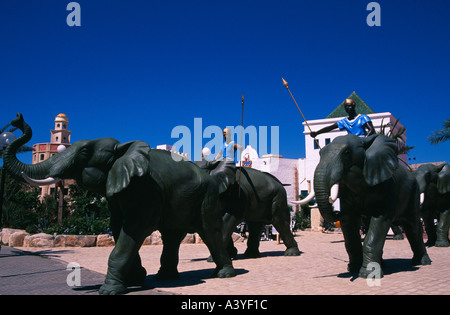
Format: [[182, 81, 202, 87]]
[[3, 231, 450, 295], [0, 246, 105, 295]]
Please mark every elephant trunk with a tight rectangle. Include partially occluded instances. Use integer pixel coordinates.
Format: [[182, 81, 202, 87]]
[[3, 113, 56, 183], [437, 164, 450, 195], [313, 163, 341, 223]]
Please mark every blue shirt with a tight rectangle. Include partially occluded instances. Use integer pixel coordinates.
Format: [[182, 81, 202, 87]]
[[337, 114, 371, 136], [222, 141, 237, 163]]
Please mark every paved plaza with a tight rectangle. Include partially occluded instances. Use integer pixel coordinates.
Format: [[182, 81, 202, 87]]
[[1, 231, 449, 295]]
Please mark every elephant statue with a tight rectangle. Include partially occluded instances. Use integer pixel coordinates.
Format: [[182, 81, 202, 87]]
[[196, 160, 301, 258], [414, 163, 450, 247], [4, 113, 235, 295], [298, 134, 431, 278]]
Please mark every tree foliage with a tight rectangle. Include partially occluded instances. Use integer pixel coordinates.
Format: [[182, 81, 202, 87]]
[[1, 173, 111, 235], [428, 119, 450, 145]]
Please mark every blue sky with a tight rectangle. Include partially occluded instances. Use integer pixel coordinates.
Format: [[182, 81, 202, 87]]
[[1, 0, 449, 164]]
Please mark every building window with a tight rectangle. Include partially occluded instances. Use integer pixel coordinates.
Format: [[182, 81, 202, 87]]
[[57, 123, 60, 128], [314, 139, 320, 150], [325, 138, 331, 146], [40, 154, 45, 161], [300, 190, 309, 197]]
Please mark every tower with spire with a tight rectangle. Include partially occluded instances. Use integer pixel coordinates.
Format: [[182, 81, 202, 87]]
[[32, 114, 74, 199], [51, 113, 72, 146]]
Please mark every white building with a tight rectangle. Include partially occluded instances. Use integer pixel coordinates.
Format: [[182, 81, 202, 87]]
[[240, 146, 299, 209], [240, 92, 407, 212]]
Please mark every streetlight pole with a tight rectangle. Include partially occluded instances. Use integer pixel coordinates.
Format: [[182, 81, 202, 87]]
[[0, 166, 6, 226], [0, 131, 16, 251]]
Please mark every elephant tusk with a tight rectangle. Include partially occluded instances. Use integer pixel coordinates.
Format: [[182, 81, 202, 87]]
[[290, 190, 315, 205], [420, 193, 425, 206], [21, 172, 60, 186], [329, 184, 339, 204]]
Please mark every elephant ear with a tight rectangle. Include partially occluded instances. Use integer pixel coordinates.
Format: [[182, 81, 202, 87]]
[[437, 164, 450, 194], [195, 159, 236, 194], [106, 141, 151, 198], [363, 135, 399, 186]]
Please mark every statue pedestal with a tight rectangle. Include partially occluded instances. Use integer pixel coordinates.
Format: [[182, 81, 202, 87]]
[[310, 205, 322, 232]]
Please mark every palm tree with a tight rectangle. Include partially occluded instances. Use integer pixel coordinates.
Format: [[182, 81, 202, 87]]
[[379, 117, 415, 156], [428, 119, 450, 145]]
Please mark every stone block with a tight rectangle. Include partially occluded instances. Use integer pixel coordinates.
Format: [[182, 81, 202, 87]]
[[1, 228, 24, 245], [97, 234, 115, 247], [54, 235, 79, 247], [78, 235, 97, 247], [231, 232, 246, 243], [54, 235, 96, 247], [24, 233, 55, 248], [182, 233, 196, 244], [194, 233, 203, 244], [9, 231, 29, 247], [143, 231, 163, 245]]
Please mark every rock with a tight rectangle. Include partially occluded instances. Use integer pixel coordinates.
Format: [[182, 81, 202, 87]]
[[97, 234, 115, 247], [9, 231, 29, 247], [182, 233, 196, 244], [1, 228, 24, 245], [0, 229, 241, 248], [143, 231, 162, 245], [24, 233, 55, 248], [78, 235, 96, 247], [141, 232, 203, 245], [54, 235, 96, 247], [195, 233, 204, 244], [232, 232, 246, 243], [55, 235, 78, 247]]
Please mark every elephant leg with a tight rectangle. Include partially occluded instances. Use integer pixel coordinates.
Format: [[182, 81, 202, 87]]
[[99, 226, 148, 295], [402, 216, 432, 266], [156, 230, 187, 280], [100, 192, 156, 295], [109, 206, 123, 242], [244, 222, 265, 258], [225, 238, 238, 259], [207, 218, 239, 263], [221, 213, 240, 259], [198, 188, 235, 278], [422, 209, 437, 246], [340, 214, 363, 273], [435, 209, 450, 247], [358, 215, 392, 278], [198, 228, 235, 278], [391, 225, 404, 240], [272, 211, 300, 256]]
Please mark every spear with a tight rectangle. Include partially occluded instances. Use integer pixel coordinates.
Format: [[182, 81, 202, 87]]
[[239, 93, 244, 198], [282, 78, 321, 150]]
